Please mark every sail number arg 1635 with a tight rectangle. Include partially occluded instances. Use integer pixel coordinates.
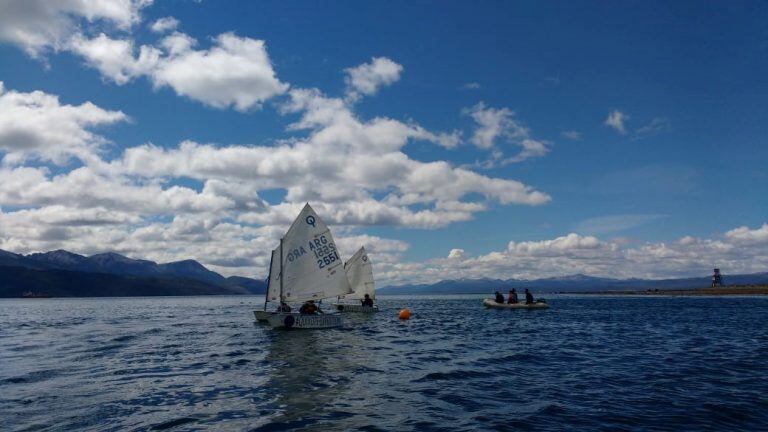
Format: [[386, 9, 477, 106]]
[[285, 235, 340, 270]]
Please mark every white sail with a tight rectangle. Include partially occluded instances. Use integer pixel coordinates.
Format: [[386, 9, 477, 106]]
[[280, 203, 353, 302], [342, 246, 375, 300], [266, 248, 281, 302]]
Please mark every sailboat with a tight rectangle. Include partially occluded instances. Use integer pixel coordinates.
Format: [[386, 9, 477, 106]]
[[253, 203, 353, 329], [333, 246, 378, 313]]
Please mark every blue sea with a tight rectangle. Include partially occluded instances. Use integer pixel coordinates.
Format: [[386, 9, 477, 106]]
[[1, 295, 767, 431]]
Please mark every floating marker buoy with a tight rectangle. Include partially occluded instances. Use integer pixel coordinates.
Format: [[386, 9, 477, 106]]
[[399, 308, 411, 320]]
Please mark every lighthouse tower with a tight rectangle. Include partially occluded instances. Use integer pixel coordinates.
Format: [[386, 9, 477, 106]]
[[711, 268, 723, 287]]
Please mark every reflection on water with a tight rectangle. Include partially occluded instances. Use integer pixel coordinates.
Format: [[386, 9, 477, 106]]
[[1, 295, 768, 431]]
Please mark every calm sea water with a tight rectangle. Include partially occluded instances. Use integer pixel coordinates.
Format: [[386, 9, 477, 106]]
[[1, 295, 767, 431]]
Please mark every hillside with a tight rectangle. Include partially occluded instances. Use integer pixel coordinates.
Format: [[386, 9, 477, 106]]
[[0, 249, 267, 298]]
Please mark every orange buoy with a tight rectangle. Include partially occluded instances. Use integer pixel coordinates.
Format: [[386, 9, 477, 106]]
[[398, 308, 411, 320]]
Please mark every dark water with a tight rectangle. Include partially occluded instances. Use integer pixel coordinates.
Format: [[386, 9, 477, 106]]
[[1, 295, 767, 431]]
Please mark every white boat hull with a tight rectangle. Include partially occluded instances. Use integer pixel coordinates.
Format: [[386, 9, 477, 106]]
[[266, 312, 343, 329], [333, 303, 379, 313], [483, 298, 549, 309]]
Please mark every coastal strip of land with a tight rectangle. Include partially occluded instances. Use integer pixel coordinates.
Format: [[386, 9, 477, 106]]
[[578, 285, 768, 296]]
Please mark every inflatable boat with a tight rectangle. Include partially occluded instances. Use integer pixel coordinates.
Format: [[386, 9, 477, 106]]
[[483, 298, 549, 309]]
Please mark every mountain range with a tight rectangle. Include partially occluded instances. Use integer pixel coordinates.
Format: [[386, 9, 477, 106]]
[[3, 248, 767, 298], [378, 272, 768, 294], [0, 249, 266, 298]]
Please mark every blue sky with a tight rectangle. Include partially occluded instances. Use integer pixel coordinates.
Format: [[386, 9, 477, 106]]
[[0, 1, 766, 284]]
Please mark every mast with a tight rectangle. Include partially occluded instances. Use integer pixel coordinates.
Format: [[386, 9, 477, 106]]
[[279, 237, 284, 302], [263, 247, 275, 311]]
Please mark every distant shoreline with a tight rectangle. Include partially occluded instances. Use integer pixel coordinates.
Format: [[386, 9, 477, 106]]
[[576, 285, 768, 296]]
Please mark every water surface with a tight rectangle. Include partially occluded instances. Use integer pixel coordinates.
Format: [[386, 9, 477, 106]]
[[1, 295, 767, 431]]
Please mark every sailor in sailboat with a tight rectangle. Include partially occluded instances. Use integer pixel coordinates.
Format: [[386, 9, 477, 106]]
[[253, 203, 354, 329], [361, 294, 374, 307], [299, 300, 322, 314]]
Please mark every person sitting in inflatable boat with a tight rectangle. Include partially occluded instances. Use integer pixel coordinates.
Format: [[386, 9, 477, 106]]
[[524, 288, 534, 305], [508, 289, 519, 304], [494, 291, 505, 304]]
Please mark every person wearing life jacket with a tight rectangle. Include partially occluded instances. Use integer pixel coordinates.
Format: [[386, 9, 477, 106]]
[[494, 291, 504, 304], [508, 289, 519, 304], [299, 300, 319, 314], [277, 302, 292, 312], [361, 293, 374, 307], [524, 288, 534, 305]]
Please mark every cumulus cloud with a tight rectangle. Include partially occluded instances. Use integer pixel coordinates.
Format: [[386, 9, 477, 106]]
[[604, 109, 629, 134], [0, 0, 151, 57], [463, 102, 549, 164], [1, 2, 288, 111], [0, 83, 128, 164], [507, 233, 606, 256], [150, 16, 179, 33], [107, 88, 549, 222], [0, 74, 551, 278], [344, 57, 403, 101], [725, 223, 768, 246], [68, 33, 161, 84], [70, 31, 288, 110], [151, 32, 288, 110]]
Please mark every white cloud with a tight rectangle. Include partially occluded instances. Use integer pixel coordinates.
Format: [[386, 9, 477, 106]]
[[504, 139, 548, 163], [604, 109, 629, 134], [725, 223, 768, 246], [464, 102, 526, 149], [0, 82, 128, 164], [69, 31, 288, 110], [151, 32, 288, 111], [507, 233, 607, 256], [68, 33, 161, 84], [0, 61, 552, 280], [448, 248, 466, 259], [0, 78, 550, 278], [1, 2, 287, 111], [461, 82, 481, 90], [463, 102, 549, 164], [561, 130, 582, 141], [0, 0, 151, 57], [150, 16, 179, 33], [344, 57, 403, 101], [633, 117, 670, 140]]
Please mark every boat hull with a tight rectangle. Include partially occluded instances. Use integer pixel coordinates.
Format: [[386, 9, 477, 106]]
[[333, 304, 379, 313], [483, 298, 549, 309], [253, 310, 272, 322], [265, 312, 344, 329]]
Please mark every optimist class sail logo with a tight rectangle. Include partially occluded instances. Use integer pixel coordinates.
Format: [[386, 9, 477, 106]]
[[306, 215, 316, 227]]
